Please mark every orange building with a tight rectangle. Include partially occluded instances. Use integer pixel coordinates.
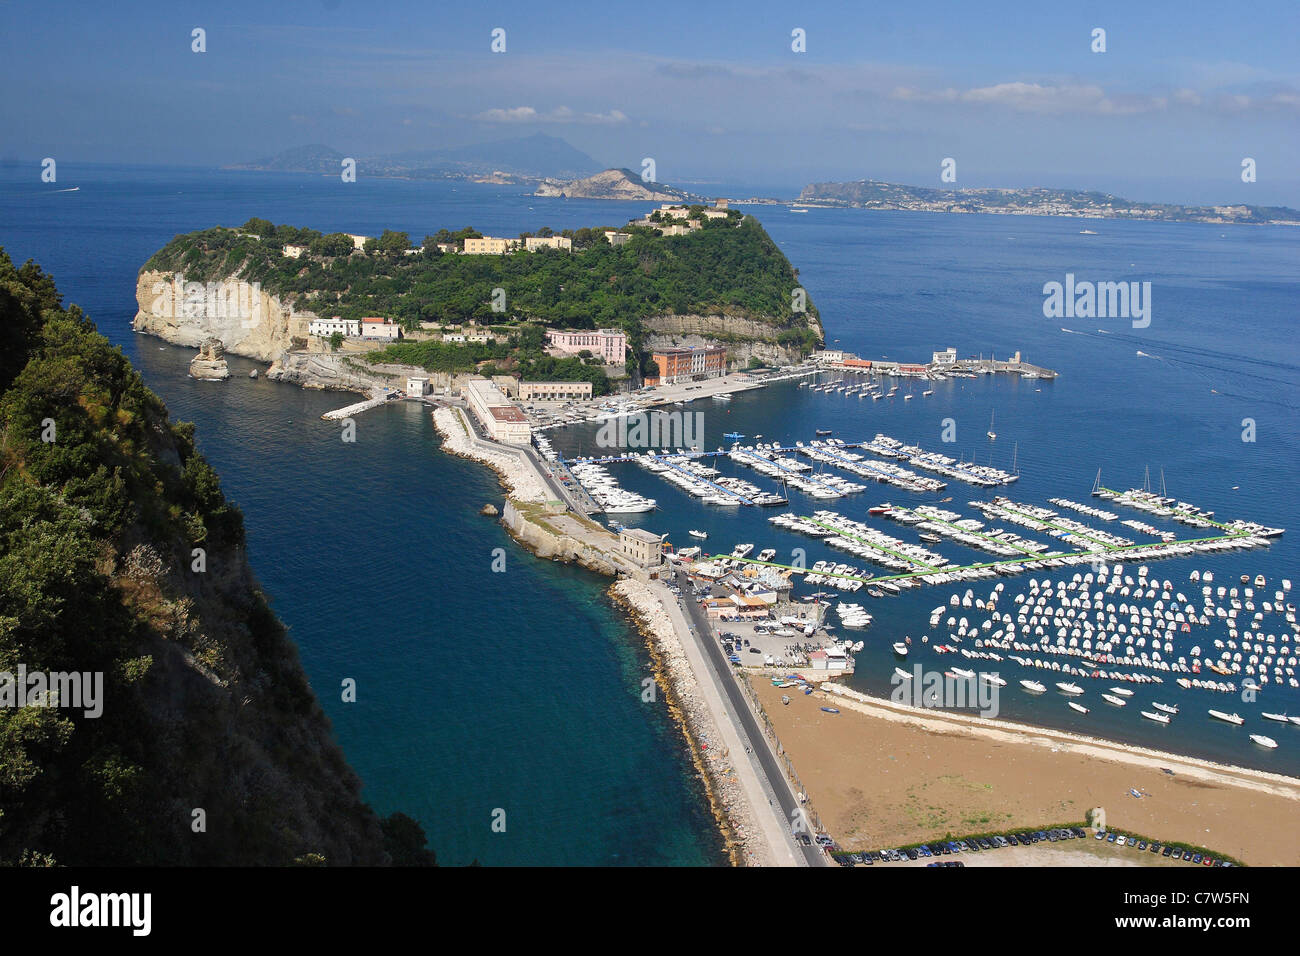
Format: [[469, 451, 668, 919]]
[[652, 346, 727, 384]]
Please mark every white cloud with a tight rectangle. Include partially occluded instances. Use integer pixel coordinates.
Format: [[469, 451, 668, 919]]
[[474, 105, 629, 125]]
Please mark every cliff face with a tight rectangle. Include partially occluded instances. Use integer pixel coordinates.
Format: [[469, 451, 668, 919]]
[[134, 269, 315, 362], [642, 311, 824, 365], [534, 168, 688, 201], [2, 250, 389, 865]]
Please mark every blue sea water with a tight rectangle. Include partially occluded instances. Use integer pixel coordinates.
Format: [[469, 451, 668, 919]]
[[1, 164, 1297, 860]]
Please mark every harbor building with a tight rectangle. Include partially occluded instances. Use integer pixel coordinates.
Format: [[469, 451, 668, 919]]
[[618, 527, 663, 567], [360, 317, 401, 340], [406, 377, 428, 397], [545, 328, 628, 364], [523, 235, 572, 252], [651, 345, 727, 384], [813, 349, 845, 364], [932, 347, 958, 366], [463, 236, 522, 255], [465, 378, 532, 444], [308, 316, 360, 338], [519, 381, 594, 402]]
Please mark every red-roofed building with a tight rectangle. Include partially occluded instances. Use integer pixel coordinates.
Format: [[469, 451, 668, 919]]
[[360, 317, 401, 340]]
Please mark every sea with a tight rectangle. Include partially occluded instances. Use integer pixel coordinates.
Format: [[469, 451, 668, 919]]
[[1, 163, 1297, 864]]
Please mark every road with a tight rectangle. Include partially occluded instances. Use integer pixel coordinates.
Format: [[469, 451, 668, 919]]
[[672, 568, 828, 866]]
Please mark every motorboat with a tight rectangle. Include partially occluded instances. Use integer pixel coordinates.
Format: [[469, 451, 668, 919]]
[[1068, 702, 1089, 714], [688, 529, 708, 539], [1249, 734, 1278, 749], [1102, 693, 1127, 707], [1208, 710, 1244, 725], [892, 642, 909, 656], [1020, 679, 1046, 693], [1152, 702, 1179, 715], [1056, 682, 1084, 695], [1141, 711, 1171, 724]]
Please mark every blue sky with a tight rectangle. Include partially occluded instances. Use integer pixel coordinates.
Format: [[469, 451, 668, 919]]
[[2, 0, 1297, 202]]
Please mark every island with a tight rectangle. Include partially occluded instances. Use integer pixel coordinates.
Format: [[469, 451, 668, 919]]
[[133, 208, 824, 395], [798, 179, 1300, 225]]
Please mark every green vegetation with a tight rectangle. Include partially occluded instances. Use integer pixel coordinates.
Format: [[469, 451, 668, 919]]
[[0, 248, 433, 865], [143, 213, 823, 371]]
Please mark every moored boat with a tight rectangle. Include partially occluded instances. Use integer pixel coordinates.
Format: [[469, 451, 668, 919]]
[[1102, 693, 1127, 707], [688, 529, 708, 539], [1141, 711, 1171, 724], [1153, 702, 1179, 715], [1249, 734, 1278, 749], [1020, 679, 1046, 693], [1208, 710, 1244, 725], [892, 642, 908, 656], [1056, 681, 1084, 695], [1068, 701, 1089, 714]]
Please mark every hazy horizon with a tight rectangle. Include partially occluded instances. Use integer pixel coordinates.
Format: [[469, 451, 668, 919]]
[[3, 0, 1297, 206]]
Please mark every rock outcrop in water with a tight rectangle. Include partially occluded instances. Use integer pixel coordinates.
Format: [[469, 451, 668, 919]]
[[188, 337, 230, 380]]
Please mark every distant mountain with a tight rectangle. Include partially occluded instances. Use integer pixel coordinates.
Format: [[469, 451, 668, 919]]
[[227, 134, 602, 181], [798, 179, 1300, 225], [535, 168, 695, 202]]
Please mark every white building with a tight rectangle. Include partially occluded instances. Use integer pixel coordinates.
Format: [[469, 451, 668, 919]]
[[545, 328, 628, 364], [442, 333, 467, 343], [360, 317, 401, 340], [813, 349, 845, 364], [524, 235, 572, 252], [283, 244, 307, 259], [347, 234, 369, 251], [932, 347, 957, 366], [464, 378, 531, 444], [406, 377, 429, 397], [309, 316, 360, 338], [463, 236, 522, 255], [604, 231, 630, 246]]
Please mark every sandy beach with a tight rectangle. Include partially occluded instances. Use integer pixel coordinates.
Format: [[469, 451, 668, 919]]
[[754, 680, 1300, 866]]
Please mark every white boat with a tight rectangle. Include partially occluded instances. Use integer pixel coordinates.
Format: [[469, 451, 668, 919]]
[[1141, 711, 1171, 724], [1262, 712, 1291, 723], [894, 667, 913, 681], [951, 667, 976, 679], [1068, 701, 1089, 714], [892, 642, 909, 656], [688, 530, 708, 540], [1056, 682, 1084, 695], [1152, 702, 1179, 715], [1102, 693, 1127, 707], [1249, 734, 1278, 749], [981, 673, 1007, 687], [1208, 710, 1244, 725], [1020, 679, 1046, 693], [987, 410, 996, 441], [1108, 687, 1134, 697]]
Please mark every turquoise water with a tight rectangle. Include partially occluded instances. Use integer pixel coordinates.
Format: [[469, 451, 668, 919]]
[[0, 165, 727, 866], [2, 165, 1297, 862]]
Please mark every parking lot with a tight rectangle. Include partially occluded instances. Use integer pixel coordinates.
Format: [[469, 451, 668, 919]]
[[831, 828, 1238, 868]]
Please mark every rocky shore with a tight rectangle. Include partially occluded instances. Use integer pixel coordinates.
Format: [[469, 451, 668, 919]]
[[611, 579, 775, 866]]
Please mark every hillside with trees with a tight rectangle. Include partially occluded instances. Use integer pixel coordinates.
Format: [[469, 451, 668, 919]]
[[0, 249, 434, 865]]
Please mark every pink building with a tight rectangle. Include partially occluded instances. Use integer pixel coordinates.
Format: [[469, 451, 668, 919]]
[[545, 328, 628, 364]]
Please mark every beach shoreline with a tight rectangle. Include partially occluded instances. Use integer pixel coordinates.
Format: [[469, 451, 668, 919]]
[[755, 679, 1300, 865]]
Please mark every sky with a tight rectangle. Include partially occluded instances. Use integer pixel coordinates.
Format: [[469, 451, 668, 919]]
[[2, 0, 1298, 203]]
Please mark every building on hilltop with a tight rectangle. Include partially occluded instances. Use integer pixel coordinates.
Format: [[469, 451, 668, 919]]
[[523, 235, 572, 252], [651, 346, 727, 384], [463, 236, 522, 255], [283, 244, 307, 259], [545, 328, 628, 364], [603, 231, 630, 246]]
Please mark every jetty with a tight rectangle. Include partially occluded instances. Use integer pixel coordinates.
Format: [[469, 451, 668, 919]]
[[321, 389, 394, 421]]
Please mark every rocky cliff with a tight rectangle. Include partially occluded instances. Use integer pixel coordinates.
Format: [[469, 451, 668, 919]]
[[134, 269, 315, 362], [534, 167, 691, 201], [642, 310, 824, 365]]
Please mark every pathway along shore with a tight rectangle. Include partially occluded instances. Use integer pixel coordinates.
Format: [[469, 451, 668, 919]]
[[431, 404, 794, 866]]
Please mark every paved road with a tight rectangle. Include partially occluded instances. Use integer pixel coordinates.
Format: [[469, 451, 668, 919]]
[[672, 569, 828, 866]]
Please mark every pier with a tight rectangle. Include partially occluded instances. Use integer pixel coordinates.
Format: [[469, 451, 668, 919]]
[[321, 390, 394, 420]]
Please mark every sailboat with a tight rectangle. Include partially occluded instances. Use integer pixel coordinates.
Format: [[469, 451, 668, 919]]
[[986, 410, 996, 441]]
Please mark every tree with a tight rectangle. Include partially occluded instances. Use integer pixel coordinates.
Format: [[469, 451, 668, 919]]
[[376, 230, 411, 256], [380, 812, 437, 866], [329, 331, 344, 352], [311, 233, 356, 257]]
